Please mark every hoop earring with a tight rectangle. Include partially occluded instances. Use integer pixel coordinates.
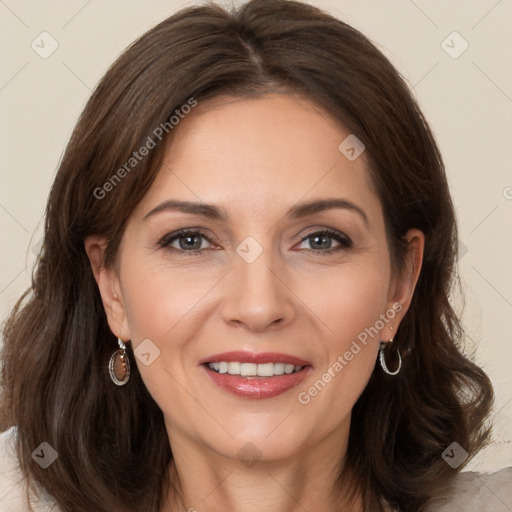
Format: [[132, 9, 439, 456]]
[[379, 339, 401, 376], [109, 338, 130, 386]]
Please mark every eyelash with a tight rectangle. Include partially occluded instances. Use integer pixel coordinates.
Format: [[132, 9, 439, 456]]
[[157, 228, 353, 256]]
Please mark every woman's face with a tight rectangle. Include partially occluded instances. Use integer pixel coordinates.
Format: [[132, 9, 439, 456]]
[[88, 94, 422, 465]]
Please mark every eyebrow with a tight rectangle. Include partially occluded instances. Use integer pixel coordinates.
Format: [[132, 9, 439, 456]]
[[143, 198, 369, 227]]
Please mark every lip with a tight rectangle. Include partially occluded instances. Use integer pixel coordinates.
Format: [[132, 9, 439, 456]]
[[199, 351, 313, 399], [199, 351, 311, 367], [202, 365, 312, 399]]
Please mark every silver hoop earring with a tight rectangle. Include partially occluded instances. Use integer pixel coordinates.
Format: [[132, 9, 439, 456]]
[[379, 339, 401, 376], [109, 338, 130, 386]]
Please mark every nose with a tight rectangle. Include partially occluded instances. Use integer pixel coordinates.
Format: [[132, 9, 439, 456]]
[[221, 246, 296, 333]]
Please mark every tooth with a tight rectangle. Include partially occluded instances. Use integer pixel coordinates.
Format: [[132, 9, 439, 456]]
[[228, 362, 241, 375], [257, 363, 275, 377], [240, 363, 258, 376], [208, 361, 304, 376], [273, 363, 285, 375]]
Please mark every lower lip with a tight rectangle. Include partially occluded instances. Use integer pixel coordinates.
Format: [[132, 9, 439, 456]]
[[202, 365, 312, 399]]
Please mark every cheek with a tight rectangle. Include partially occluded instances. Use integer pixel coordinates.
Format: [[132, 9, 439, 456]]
[[305, 259, 390, 346], [120, 257, 213, 339], [295, 262, 389, 410], [118, 257, 221, 400]]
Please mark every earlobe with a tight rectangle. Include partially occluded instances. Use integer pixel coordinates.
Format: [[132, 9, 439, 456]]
[[84, 236, 131, 340]]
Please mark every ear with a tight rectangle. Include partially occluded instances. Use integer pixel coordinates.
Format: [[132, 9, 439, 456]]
[[382, 228, 425, 340], [84, 236, 131, 341]]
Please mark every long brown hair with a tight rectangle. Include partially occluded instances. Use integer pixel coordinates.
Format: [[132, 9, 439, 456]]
[[0, 1, 493, 511]]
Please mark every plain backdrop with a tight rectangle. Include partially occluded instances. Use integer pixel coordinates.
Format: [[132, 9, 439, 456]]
[[0, 0, 511, 472]]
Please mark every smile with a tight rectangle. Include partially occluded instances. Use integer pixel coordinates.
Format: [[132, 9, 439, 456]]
[[200, 351, 312, 399], [207, 361, 303, 377]]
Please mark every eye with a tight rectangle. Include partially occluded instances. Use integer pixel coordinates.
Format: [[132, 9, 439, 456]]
[[157, 229, 215, 256], [157, 228, 352, 256], [297, 229, 352, 254]]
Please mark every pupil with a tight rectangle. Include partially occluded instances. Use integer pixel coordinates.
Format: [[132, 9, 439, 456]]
[[311, 235, 331, 250], [180, 234, 201, 250]]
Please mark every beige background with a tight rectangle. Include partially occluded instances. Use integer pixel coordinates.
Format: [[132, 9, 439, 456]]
[[0, 0, 511, 473]]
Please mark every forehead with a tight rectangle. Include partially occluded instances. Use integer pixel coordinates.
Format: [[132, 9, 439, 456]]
[[135, 94, 382, 227]]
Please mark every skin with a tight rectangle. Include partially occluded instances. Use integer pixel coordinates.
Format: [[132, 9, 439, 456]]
[[86, 93, 424, 512]]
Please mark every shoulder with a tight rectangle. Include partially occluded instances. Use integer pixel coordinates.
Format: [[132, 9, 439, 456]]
[[426, 466, 512, 511], [0, 426, 61, 512]]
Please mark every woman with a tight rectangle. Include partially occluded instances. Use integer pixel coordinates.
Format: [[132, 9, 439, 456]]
[[0, 0, 510, 510]]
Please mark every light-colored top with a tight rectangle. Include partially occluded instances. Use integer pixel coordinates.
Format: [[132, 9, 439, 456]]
[[0, 426, 59, 511], [0, 426, 511, 511]]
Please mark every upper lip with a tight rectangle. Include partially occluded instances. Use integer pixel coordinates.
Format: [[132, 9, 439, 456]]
[[199, 351, 311, 367]]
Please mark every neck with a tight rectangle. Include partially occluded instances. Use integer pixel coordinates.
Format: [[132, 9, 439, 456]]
[[161, 425, 363, 512]]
